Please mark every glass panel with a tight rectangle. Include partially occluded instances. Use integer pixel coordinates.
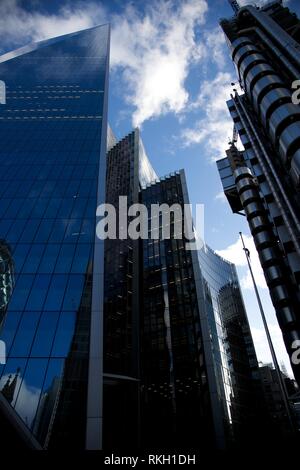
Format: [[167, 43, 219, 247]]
[[25, 275, 51, 310], [38, 244, 60, 274], [55, 244, 76, 274], [10, 311, 41, 357], [14, 358, 48, 429], [0, 311, 22, 355], [8, 275, 35, 310], [33, 358, 64, 442], [71, 244, 91, 274], [43, 275, 68, 311], [31, 311, 60, 358], [0, 358, 27, 406], [12, 244, 31, 273], [22, 244, 45, 274], [52, 311, 76, 357], [62, 275, 85, 311]]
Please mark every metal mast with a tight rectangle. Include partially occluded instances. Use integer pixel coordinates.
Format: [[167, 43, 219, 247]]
[[239, 232, 295, 432]]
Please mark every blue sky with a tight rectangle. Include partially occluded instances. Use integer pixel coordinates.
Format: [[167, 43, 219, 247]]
[[0, 0, 299, 374]]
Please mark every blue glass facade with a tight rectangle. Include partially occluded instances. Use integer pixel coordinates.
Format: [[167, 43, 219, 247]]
[[0, 25, 110, 448]]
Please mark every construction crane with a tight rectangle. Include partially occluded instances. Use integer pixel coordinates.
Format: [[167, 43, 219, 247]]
[[229, 125, 238, 146], [228, 0, 241, 14]]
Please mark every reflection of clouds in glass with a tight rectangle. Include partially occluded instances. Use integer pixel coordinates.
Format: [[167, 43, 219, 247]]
[[1, 373, 41, 429], [0, 240, 15, 329], [139, 137, 158, 187], [0, 25, 109, 84]]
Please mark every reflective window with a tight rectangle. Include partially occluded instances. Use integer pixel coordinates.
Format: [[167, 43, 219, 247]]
[[10, 311, 41, 357], [52, 312, 76, 357], [43, 275, 68, 311], [31, 311, 60, 357], [0, 22, 109, 447], [14, 358, 48, 429]]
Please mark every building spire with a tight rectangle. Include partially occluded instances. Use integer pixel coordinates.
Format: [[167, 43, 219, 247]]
[[1, 368, 20, 404], [228, 0, 240, 14]]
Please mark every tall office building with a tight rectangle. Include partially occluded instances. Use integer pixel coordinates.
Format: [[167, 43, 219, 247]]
[[217, 1, 300, 385], [140, 170, 264, 448], [0, 19, 269, 449], [0, 24, 110, 449], [105, 129, 265, 448], [104, 129, 157, 448], [198, 244, 264, 444]]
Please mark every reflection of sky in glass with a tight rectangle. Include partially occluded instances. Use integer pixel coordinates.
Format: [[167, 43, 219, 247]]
[[139, 137, 158, 187], [0, 22, 109, 444], [198, 243, 258, 430]]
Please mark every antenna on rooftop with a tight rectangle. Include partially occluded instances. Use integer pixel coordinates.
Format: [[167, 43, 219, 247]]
[[228, 0, 241, 14]]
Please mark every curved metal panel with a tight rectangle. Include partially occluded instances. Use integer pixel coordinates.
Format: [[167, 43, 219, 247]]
[[234, 44, 260, 68], [271, 284, 289, 304], [259, 246, 278, 267], [231, 37, 252, 60], [277, 306, 296, 327], [239, 53, 266, 81], [269, 103, 300, 145], [239, 188, 258, 206], [236, 177, 255, 193], [254, 231, 273, 248], [278, 121, 300, 163], [290, 149, 300, 187], [249, 215, 269, 232], [260, 87, 290, 127], [244, 202, 263, 217], [264, 265, 283, 284], [245, 64, 275, 94], [252, 76, 284, 115], [234, 166, 253, 181]]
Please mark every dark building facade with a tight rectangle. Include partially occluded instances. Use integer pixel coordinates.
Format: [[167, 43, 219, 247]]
[[140, 172, 214, 448], [258, 363, 298, 435], [198, 244, 263, 445], [0, 24, 110, 449], [104, 128, 265, 449], [104, 129, 157, 448], [0, 20, 269, 449], [217, 0, 300, 385], [139, 170, 264, 448]]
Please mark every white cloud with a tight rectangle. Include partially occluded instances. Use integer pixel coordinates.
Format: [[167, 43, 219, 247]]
[[216, 234, 267, 290], [0, 0, 107, 47], [0, 0, 210, 128], [251, 324, 293, 376], [215, 191, 226, 202], [110, 0, 208, 127], [181, 72, 235, 160], [0, 373, 41, 428], [202, 27, 227, 68]]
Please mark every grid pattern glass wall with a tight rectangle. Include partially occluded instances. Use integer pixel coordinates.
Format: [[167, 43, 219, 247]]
[[104, 130, 140, 448], [104, 131, 139, 377], [0, 25, 109, 448], [141, 173, 213, 448]]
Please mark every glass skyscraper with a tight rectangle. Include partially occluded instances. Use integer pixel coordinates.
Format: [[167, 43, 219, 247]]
[[104, 129, 157, 448], [198, 244, 264, 445], [140, 170, 265, 449], [0, 24, 110, 449], [0, 19, 270, 450], [217, 1, 300, 385]]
